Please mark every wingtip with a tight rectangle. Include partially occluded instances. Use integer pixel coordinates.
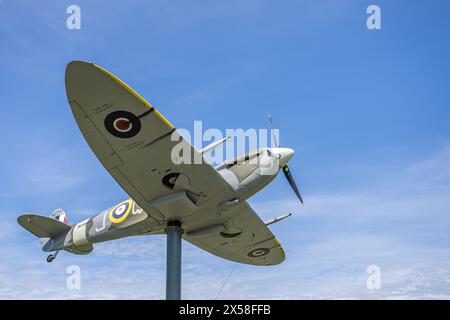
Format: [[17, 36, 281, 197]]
[[65, 60, 93, 88], [66, 60, 90, 71]]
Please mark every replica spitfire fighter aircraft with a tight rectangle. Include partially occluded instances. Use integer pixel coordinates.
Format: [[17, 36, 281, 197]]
[[18, 61, 303, 298]]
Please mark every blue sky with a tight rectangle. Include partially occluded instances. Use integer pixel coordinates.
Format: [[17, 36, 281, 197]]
[[1, 0, 450, 299]]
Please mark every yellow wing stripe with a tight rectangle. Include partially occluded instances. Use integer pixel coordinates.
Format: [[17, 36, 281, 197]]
[[93, 64, 174, 129]]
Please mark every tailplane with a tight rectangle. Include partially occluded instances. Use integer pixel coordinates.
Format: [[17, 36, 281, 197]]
[[17, 213, 71, 239]]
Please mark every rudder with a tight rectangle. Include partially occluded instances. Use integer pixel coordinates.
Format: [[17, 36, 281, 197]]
[[50, 208, 69, 224]]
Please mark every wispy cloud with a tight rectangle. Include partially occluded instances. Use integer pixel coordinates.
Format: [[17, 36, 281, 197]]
[[1, 143, 450, 299]]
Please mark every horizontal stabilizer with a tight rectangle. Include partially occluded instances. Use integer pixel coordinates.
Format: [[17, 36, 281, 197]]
[[18, 214, 71, 238]]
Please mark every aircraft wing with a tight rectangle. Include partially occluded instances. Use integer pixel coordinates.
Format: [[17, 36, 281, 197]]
[[65, 61, 236, 223], [184, 201, 285, 266]]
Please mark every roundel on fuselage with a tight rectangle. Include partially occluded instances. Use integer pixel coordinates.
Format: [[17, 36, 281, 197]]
[[108, 200, 133, 224]]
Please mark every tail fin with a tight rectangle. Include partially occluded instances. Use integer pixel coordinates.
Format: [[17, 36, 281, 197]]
[[50, 208, 69, 224]]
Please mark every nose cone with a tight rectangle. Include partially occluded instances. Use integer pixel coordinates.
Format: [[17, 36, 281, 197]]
[[271, 148, 295, 167]]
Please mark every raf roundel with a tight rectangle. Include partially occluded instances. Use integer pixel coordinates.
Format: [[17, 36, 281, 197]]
[[104, 110, 141, 138], [247, 248, 270, 258], [109, 200, 133, 224]]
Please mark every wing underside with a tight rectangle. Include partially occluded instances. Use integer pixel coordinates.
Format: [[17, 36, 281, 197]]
[[184, 201, 285, 266], [65, 61, 236, 223]]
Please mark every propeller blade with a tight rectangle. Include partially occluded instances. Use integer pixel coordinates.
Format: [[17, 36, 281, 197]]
[[268, 114, 280, 148], [282, 165, 304, 205]]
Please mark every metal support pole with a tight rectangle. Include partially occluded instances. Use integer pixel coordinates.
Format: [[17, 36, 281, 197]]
[[166, 220, 182, 300]]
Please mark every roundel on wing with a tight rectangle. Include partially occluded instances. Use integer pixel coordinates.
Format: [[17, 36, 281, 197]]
[[108, 200, 133, 224], [104, 110, 141, 138], [247, 248, 270, 258], [162, 173, 180, 189]]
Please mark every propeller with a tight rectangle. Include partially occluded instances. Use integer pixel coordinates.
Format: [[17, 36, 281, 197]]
[[268, 115, 304, 205], [282, 165, 304, 205]]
